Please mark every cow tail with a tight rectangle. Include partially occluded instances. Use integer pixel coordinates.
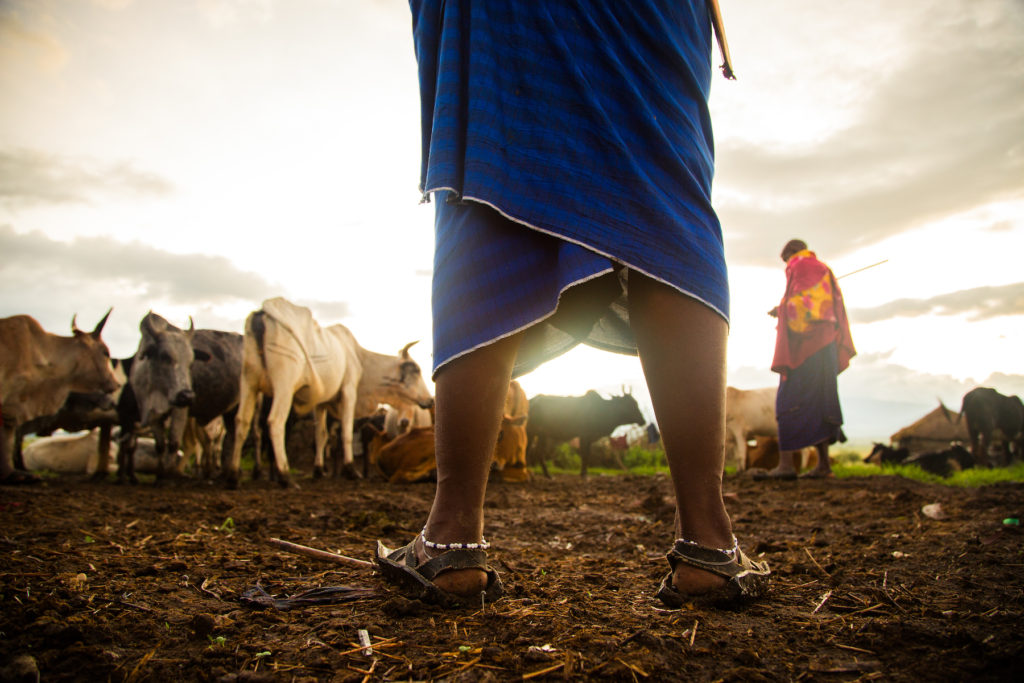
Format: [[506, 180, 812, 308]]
[[251, 311, 268, 369]]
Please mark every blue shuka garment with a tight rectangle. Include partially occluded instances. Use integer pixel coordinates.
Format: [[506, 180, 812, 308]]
[[410, 0, 728, 378]]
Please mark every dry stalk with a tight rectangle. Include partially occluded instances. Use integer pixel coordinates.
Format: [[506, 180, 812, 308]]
[[267, 537, 373, 569]]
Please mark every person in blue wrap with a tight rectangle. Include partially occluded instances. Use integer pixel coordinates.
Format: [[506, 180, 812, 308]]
[[374, 0, 770, 608]]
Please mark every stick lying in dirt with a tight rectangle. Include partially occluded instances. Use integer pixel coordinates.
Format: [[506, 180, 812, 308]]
[[267, 537, 373, 570]]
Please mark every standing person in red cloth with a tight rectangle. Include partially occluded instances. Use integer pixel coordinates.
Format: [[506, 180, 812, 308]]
[[762, 239, 856, 480]]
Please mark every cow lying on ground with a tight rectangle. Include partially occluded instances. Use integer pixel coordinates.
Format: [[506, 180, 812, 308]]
[[227, 297, 433, 488], [866, 442, 973, 477], [955, 387, 1024, 467], [373, 382, 529, 484], [745, 436, 818, 472], [23, 429, 165, 475], [0, 311, 121, 484], [527, 389, 645, 477]]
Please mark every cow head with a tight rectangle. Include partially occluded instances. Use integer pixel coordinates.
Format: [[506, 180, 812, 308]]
[[131, 312, 207, 424], [385, 341, 435, 410], [609, 392, 645, 428], [69, 308, 121, 395]]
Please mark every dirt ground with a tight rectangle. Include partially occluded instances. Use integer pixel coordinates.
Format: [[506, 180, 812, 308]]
[[1, 470, 1022, 682]]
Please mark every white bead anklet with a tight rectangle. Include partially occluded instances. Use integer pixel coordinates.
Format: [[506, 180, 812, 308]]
[[675, 535, 738, 557], [420, 528, 490, 551]]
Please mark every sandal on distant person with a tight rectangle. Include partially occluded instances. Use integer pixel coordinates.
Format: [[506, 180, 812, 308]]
[[656, 537, 770, 608], [374, 531, 504, 607]]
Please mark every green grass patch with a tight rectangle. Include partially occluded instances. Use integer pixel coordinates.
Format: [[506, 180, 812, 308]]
[[834, 460, 1024, 487]]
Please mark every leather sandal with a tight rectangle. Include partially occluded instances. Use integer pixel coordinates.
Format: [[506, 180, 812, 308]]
[[656, 538, 770, 608], [374, 538, 504, 607]]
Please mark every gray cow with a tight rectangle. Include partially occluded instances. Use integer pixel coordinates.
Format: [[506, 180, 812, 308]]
[[123, 313, 207, 481]]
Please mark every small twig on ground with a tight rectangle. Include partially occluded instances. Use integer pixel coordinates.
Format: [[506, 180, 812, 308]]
[[812, 590, 833, 614], [689, 620, 699, 647], [804, 547, 831, 577], [523, 662, 564, 680], [267, 537, 373, 569]]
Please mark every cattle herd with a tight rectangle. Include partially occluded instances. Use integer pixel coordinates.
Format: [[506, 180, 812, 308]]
[[0, 299, 657, 488], [3, 303, 1023, 486]]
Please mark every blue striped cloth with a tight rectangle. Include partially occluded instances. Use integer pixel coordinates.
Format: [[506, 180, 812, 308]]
[[410, 0, 727, 377]]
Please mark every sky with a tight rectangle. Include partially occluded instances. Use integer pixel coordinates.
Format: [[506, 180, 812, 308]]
[[2, 0, 1023, 444]]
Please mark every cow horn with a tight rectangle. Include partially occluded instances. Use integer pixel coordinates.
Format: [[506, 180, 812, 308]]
[[400, 340, 419, 359], [91, 307, 113, 339], [187, 316, 195, 336], [71, 314, 81, 334]]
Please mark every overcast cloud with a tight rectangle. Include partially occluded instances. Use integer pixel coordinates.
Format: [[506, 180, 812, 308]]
[[0, 149, 174, 207], [851, 282, 1024, 324], [717, 0, 1024, 266]]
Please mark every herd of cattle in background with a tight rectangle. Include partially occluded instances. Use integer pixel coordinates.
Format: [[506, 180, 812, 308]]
[[2, 297, 1023, 486]]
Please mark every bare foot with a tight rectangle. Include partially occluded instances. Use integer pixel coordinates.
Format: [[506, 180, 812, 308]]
[[671, 563, 727, 596]]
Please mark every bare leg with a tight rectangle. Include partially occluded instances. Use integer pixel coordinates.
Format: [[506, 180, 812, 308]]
[[768, 450, 797, 476], [629, 272, 734, 595], [802, 441, 833, 477], [419, 332, 523, 596]]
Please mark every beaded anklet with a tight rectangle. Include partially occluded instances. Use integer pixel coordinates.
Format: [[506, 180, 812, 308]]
[[420, 528, 490, 551], [675, 535, 738, 557]]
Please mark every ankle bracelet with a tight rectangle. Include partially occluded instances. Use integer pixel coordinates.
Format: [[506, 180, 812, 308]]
[[420, 528, 490, 551], [675, 535, 738, 557]]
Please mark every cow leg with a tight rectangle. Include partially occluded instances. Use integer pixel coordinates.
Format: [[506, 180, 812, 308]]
[[228, 383, 260, 488], [579, 436, 592, 477], [117, 428, 138, 485], [12, 426, 26, 472], [334, 386, 360, 480], [266, 394, 294, 488], [0, 420, 17, 480], [312, 406, 328, 479], [92, 423, 114, 481]]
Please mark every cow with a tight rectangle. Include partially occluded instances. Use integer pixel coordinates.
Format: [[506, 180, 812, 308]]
[[372, 381, 531, 484], [723, 387, 777, 471], [226, 297, 434, 488], [376, 426, 437, 484], [23, 429, 165, 476], [180, 329, 243, 478], [904, 445, 974, 478], [866, 442, 910, 466], [746, 436, 818, 472], [891, 404, 969, 455], [0, 310, 121, 484], [13, 355, 127, 470], [526, 389, 645, 477], [956, 387, 1024, 467], [121, 312, 209, 481], [492, 381, 530, 482]]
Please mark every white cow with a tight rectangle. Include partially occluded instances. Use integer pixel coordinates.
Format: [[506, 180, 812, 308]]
[[724, 386, 778, 471], [24, 429, 162, 475], [227, 297, 433, 488]]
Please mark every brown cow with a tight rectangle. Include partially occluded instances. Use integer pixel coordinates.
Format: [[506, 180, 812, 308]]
[[377, 381, 532, 484], [0, 311, 120, 483]]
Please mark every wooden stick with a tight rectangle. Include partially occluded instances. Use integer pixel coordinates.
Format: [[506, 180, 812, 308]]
[[267, 537, 373, 569]]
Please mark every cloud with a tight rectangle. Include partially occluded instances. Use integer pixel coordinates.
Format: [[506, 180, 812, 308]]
[[718, 0, 1024, 266], [0, 226, 353, 356], [850, 282, 1024, 323], [0, 149, 174, 207], [0, 8, 69, 73], [0, 224, 277, 303]]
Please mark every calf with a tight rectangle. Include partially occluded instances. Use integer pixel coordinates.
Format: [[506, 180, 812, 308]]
[[527, 389, 645, 477], [0, 311, 120, 483], [866, 443, 910, 466], [904, 445, 974, 478]]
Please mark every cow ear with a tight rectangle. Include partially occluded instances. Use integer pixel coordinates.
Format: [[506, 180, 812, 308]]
[[91, 307, 113, 339], [399, 341, 418, 359], [193, 348, 212, 362]]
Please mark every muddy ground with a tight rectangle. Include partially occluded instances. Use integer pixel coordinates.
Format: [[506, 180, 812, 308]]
[[1, 470, 1022, 682]]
